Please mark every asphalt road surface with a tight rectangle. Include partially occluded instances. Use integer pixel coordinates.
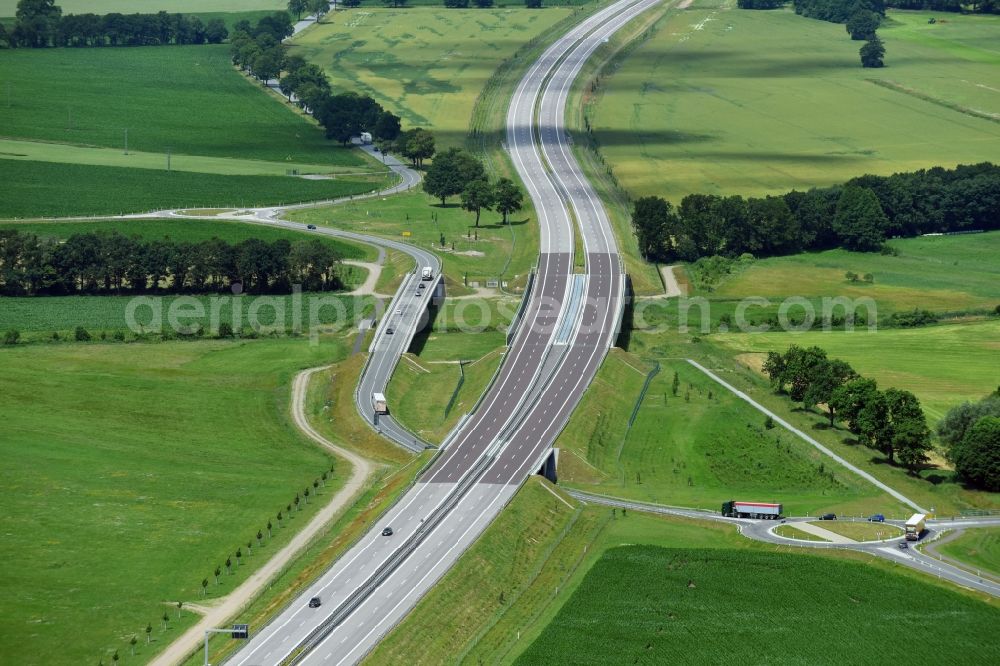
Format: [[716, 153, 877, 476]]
[[228, 1, 660, 663]]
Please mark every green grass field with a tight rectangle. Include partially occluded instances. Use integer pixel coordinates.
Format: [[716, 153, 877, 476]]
[[0, 159, 387, 218], [588, 4, 1000, 201], [555, 349, 897, 516], [713, 319, 1000, 425], [696, 232, 1000, 315], [938, 528, 1000, 577], [774, 524, 829, 541], [287, 190, 538, 286], [291, 8, 573, 149], [807, 521, 903, 541], [516, 546, 1000, 664], [0, 337, 353, 665], [0, 217, 372, 260]]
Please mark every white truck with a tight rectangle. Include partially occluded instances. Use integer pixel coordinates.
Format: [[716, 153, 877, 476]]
[[359, 131, 373, 145], [372, 392, 388, 415], [905, 513, 926, 541], [421, 266, 433, 281]]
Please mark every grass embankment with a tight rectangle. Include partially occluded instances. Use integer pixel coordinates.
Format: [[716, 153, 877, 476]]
[[555, 348, 896, 517], [0, 337, 356, 666], [374, 248, 416, 294], [292, 7, 572, 150], [588, 4, 1000, 202], [516, 546, 1000, 664], [774, 525, 829, 542], [807, 521, 903, 541], [287, 191, 537, 287], [387, 348, 504, 444], [936, 528, 1000, 578], [192, 358, 431, 664]]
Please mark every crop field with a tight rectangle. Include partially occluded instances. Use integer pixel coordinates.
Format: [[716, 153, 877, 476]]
[[713, 319, 1000, 425], [387, 348, 503, 443], [291, 8, 573, 149], [518, 546, 1000, 665], [0, 0, 284, 13], [287, 190, 538, 286], [1, 217, 372, 260], [587, 4, 1000, 201], [937, 528, 1000, 577], [0, 159, 387, 218], [695, 231, 1000, 315], [555, 349, 897, 516], [0, 46, 373, 167], [0, 337, 353, 665]]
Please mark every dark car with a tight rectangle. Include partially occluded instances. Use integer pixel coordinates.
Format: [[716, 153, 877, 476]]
[[308, 597, 321, 608], [820, 513, 837, 521], [868, 514, 885, 522], [382, 527, 393, 537], [418, 283, 425, 289], [306, 224, 317, 230], [386, 327, 394, 335], [898, 541, 909, 549]]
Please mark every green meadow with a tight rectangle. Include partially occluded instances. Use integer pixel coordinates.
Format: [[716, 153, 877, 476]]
[[588, 4, 1000, 201], [291, 7, 573, 148], [937, 528, 1000, 578], [0, 337, 352, 665]]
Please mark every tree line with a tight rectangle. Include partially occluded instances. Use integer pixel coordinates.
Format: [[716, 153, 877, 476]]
[[631, 162, 1000, 263], [2, 0, 230, 48], [0, 230, 345, 296], [937, 391, 1000, 491], [230, 25, 404, 147], [324, 0, 547, 6], [741, 0, 998, 16], [422, 148, 525, 225], [763, 345, 933, 471]]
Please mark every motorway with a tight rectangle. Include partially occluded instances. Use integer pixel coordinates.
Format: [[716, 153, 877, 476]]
[[228, 1, 662, 663]]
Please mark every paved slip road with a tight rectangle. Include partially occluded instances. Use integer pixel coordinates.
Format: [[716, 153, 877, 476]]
[[229, 1, 664, 664]]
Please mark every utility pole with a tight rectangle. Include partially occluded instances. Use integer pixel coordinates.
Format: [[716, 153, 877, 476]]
[[124, 128, 128, 155], [166, 146, 171, 172]]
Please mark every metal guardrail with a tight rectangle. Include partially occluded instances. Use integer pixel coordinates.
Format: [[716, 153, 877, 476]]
[[505, 267, 536, 346]]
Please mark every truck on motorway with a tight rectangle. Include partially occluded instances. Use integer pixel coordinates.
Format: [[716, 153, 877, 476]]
[[721, 500, 783, 519], [421, 266, 433, 280], [372, 392, 388, 415], [905, 513, 926, 540]]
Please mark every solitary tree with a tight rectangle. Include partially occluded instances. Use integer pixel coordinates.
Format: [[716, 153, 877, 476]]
[[257, 530, 264, 547], [176, 601, 183, 619], [236, 548, 243, 565], [288, 0, 309, 20], [860, 36, 885, 68], [461, 180, 495, 226], [671, 371, 680, 397], [493, 178, 524, 224], [162, 612, 169, 631], [201, 578, 208, 597], [112, 650, 119, 666], [145, 622, 152, 644], [130, 635, 137, 656], [214, 566, 221, 584], [309, 0, 331, 21], [267, 520, 273, 538], [225, 557, 232, 575]]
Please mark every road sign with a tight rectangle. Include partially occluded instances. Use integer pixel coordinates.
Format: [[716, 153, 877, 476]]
[[232, 624, 249, 640], [402, 231, 412, 237]]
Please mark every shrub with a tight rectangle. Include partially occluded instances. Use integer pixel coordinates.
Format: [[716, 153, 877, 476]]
[[3, 329, 20, 345], [217, 323, 234, 339], [74, 326, 91, 341]]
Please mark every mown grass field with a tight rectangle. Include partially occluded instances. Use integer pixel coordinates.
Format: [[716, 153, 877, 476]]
[[938, 528, 1000, 577], [0, 217, 372, 260], [697, 231, 1000, 315], [287, 190, 537, 286], [774, 524, 828, 541], [516, 546, 1000, 664], [588, 4, 1000, 201], [807, 521, 903, 541], [387, 348, 503, 443], [555, 349, 897, 517], [0, 159, 387, 218], [0, 337, 352, 665], [292, 7, 573, 149], [713, 319, 1000, 426]]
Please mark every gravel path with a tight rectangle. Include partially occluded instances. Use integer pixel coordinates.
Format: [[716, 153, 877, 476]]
[[150, 366, 375, 666]]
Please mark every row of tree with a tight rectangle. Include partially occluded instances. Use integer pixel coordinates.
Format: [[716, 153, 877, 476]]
[[320, 0, 547, 6], [630, 162, 1000, 262], [744, 0, 998, 17], [938, 391, 1000, 491], [0, 230, 345, 296], [2, 0, 230, 48], [230, 27, 404, 146], [422, 148, 525, 224], [763, 345, 933, 471]]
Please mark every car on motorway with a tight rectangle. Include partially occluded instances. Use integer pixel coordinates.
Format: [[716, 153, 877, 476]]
[[820, 513, 837, 520], [868, 514, 885, 522], [418, 283, 425, 289], [308, 597, 321, 608], [306, 224, 317, 230], [395, 308, 402, 315], [898, 541, 909, 549], [381, 527, 393, 536], [386, 327, 394, 335]]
